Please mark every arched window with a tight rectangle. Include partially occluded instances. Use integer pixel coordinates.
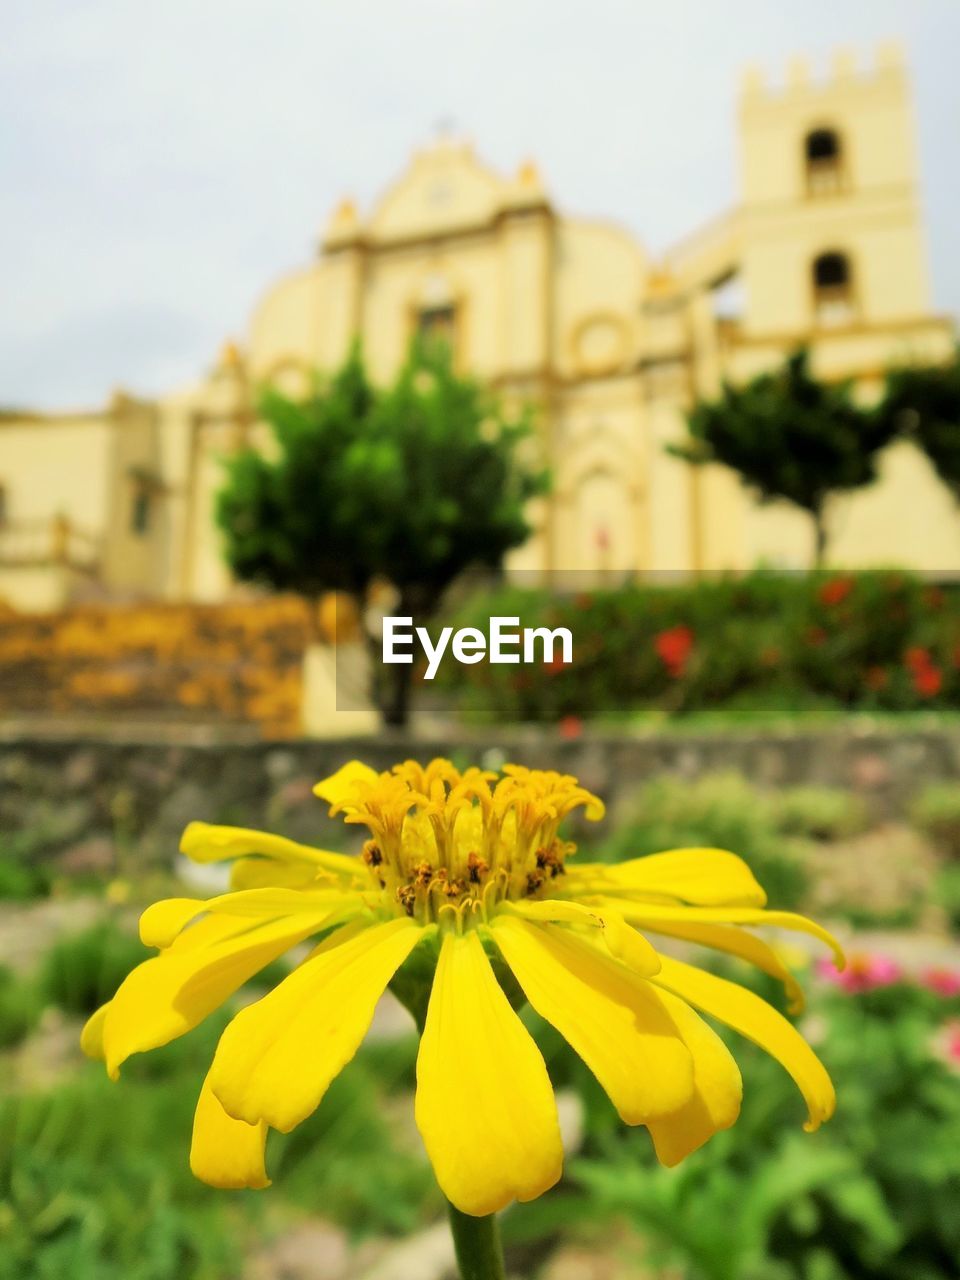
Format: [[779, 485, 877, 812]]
[[812, 251, 855, 326], [804, 127, 844, 195]]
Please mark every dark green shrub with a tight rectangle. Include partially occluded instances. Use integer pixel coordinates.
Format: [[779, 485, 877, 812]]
[[0, 967, 40, 1049], [0, 831, 52, 901], [38, 922, 148, 1017], [0, 858, 50, 901]]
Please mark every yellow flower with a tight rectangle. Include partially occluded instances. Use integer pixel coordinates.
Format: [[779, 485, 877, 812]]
[[81, 759, 843, 1217]]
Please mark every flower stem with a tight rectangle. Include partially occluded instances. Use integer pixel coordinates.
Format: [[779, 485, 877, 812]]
[[446, 1201, 506, 1280]]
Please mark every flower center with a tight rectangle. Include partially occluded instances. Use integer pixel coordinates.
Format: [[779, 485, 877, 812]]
[[329, 759, 603, 926]]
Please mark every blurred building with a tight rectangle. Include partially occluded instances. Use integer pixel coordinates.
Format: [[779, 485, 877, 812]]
[[1, 43, 956, 611]]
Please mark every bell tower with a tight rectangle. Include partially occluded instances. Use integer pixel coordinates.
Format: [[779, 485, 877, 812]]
[[737, 44, 931, 338]]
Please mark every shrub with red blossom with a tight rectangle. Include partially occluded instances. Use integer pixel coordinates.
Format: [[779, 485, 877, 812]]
[[654, 624, 695, 678], [818, 575, 854, 607]]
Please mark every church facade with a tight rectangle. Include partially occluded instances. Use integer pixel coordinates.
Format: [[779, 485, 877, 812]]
[[1, 44, 956, 612]]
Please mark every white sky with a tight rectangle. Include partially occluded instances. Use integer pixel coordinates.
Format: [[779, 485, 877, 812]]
[[2, 0, 958, 410]]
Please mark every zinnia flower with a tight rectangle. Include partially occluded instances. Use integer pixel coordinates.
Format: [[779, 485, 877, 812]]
[[817, 951, 901, 994], [922, 967, 960, 998], [81, 759, 841, 1217]]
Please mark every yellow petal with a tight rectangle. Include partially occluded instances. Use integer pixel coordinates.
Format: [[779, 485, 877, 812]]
[[504, 899, 660, 976], [102, 911, 334, 1078], [190, 1071, 270, 1190], [646, 987, 742, 1165], [209, 918, 420, 1132], [180, 821, 361, 879], [569, 849, 767, 907], [491, 917, 693, 1123], [80, 1002, 110, 1060], [603, 900, 844, 970], [139, 898, 206, 948], [415, 930, 563, 1216], [652, 954, 835, 1131], [201, 887, 353, 919], [312, 760, 380, 806], [230, 857, 320, 891], [631, 917, 806, 1014]]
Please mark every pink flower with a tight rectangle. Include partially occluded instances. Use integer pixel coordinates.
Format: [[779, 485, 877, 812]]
[[921, 968, 960, 998], [817, 952, 902, 993], [932, 1019, 960, 1071]]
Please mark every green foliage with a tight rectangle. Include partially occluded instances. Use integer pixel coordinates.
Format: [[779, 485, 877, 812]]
[[440, 571, 960, 721], [0, 1013, 247, 1280], [217, 346, 376, 597], [217, 339, 546, 723], [880, 351, 960, 503], [0, 832, 52, 902], [38, 921, 148, 1017], [772, 787, 869, 843], [0, 966, 41, 1049], [0, 859, 49, 902], [357, 341, 547, 599], [219, 339, 546, 601], [933, 863, 960, 932], [596, 773, 809, 909], [564, 978, 960, 1280], [673, 350, 899, 564], [910, 784, 960, 860], [272, 1041, 438, 1236]]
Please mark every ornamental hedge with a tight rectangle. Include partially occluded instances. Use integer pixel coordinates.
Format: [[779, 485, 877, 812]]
[[437, 572, 960, 722]]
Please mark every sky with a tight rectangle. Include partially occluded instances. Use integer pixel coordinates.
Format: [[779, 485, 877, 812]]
[[2, 0, 959, 411]]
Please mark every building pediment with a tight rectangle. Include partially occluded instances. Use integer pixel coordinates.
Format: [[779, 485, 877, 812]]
[[363, 141, 524, 245]]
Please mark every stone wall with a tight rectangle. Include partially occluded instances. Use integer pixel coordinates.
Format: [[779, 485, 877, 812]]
[[3, 724, 959, 875]]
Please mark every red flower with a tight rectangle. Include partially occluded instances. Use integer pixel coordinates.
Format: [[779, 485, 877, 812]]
[[865, 666, 889, 691], [913, 664, 943, 698], [558, 715, 583, 740], [905, 646, 932, 672], [654, 625, 695, 678], [818, 576, 854, 607], [545, 655, 569, 675]]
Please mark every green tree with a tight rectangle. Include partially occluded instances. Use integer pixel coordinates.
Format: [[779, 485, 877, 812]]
[[217, 340, 547, 726], [671, 349, 898, 566], [879, 349, 960, 502]]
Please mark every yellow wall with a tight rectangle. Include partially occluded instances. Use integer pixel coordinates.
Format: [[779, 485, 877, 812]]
[[0, 413, 112, 532]]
